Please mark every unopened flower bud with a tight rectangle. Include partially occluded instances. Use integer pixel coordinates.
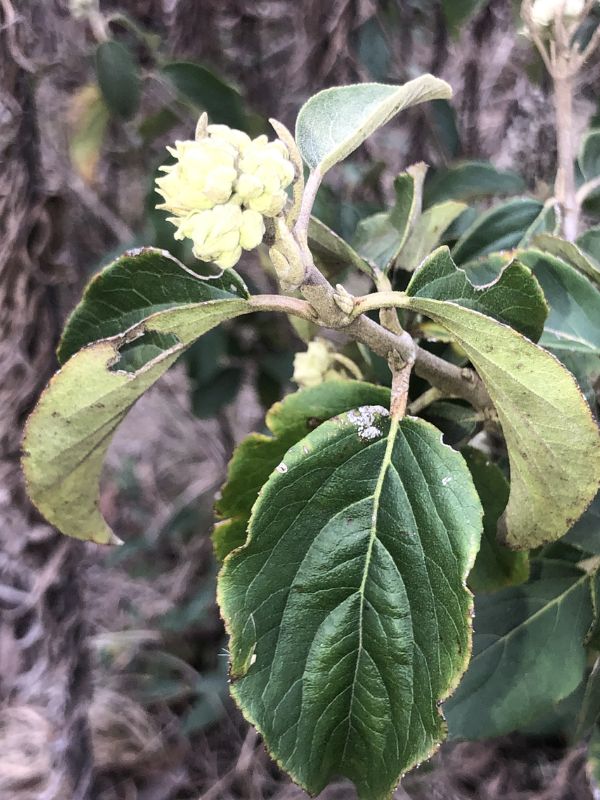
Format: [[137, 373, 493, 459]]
[[293, 340, 335, 389], [156, 118, 297, 269], [529, 0, 585, 26]]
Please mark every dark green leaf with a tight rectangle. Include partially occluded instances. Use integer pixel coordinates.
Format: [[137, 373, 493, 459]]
[[214, 381, 391, 560], [564, 492, 600, 554], [407, 247, 547, 341], [517, 249, 600, 355], [579, 129, 600, 181], [452, 199, 543, 264], [58, 248, 249, 363], [161, 62, 247, 130], [95, 40, 141, 120], [423, 162, 525, 207], [441, 0, 486, 34], [421, 400, 480, 447], [463, 448, 529, 593], [445, 562, 594, 739], [219, 413, 482, 799]]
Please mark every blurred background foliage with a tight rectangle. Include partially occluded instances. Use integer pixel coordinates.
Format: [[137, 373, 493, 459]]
[[1, 1, 600, 799]]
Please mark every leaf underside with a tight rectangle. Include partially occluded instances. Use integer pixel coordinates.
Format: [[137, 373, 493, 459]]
[[404, 292, 600, 549], [219, 411, 482, 800]]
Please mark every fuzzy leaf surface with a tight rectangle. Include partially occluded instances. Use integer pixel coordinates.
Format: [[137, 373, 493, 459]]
[[296, 77, 451, 173], [219, 412, 482, 800]]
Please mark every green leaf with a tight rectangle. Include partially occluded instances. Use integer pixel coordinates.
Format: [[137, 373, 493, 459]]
[[463, 448, 529, 593], [214, 381, 391, 561], [423, 162, 525, 207], [219, 412, 482, 799], [406, 247, 547, 342], [564, 492, 600, 554], [95, 40, 141, 120], [534, 233, 600, 285], [295, 76, 452, 174], [58, 248, 249, 364], [23, 298, 251, 544], [445, 562, 595, 739], [68, 84, 110, 183], [398, 201, 467, 272], [421, 400, 480, 447], [403, 284, 600, 549], [577, 226, 600, 262], [352, 170, 422, 273], [579, 129, 600, 181], [574, 658, 600, 740], [161, 62, 247, 130], [452, 199, 543, 264], [308, 216, 374, 279], [518, 202, 559, 247], [517, 249, 600, 355]]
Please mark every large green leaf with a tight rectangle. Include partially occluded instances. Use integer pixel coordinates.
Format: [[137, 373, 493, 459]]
[[219, 412, 482, 800], [308, 217, 374, 280], [95, 40, 140, 121], [407, 247, 547, 342], [578, 227, 600, 262], [534, 233, 600, 285], [423, 161, 525, 207], [23, 299, 251, 544], [161, 62, 247, 130], [214, 381, 391, 561], [399, 287, 600, 549], [463, 448, 529, 593], [445, 561, 595, 739], [452, 199, 543, 264], [58, 248, 249, 363], [295, 76, 451, 174]]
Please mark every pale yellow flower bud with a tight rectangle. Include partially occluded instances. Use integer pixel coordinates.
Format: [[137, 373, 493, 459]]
[[207, 124, 252, 151], [293, 340, 335, 389], [156, 117, 298, 269], [240, 210, 265, 250], [530, 0, 585, 26]]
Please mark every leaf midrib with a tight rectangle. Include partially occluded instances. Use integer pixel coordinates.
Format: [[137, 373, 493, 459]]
[[341, 417, 399, 760]]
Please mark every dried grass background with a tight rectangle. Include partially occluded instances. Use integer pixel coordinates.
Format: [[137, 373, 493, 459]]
[[1, 1, 599, 798]]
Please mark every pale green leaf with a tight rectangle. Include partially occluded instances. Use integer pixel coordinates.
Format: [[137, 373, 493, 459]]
[[219, 412, 482, 800], [534, 233, 600, 285], [401, 292, 600, 549], [398, 201, 467, 272], [23, 299, 251, 544], [295, 76, 452, 173], [308, 216, 374, 279]]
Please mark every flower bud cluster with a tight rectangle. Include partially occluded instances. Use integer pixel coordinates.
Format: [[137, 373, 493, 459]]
[[155, 122, 296, 269], [529, 0, 585, 27]]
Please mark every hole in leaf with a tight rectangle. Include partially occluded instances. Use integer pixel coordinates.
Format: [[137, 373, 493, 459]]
[[109, 330, 180, 373]]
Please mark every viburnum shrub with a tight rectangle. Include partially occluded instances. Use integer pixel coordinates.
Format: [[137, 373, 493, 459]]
[[23, 3, 600, 797]]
